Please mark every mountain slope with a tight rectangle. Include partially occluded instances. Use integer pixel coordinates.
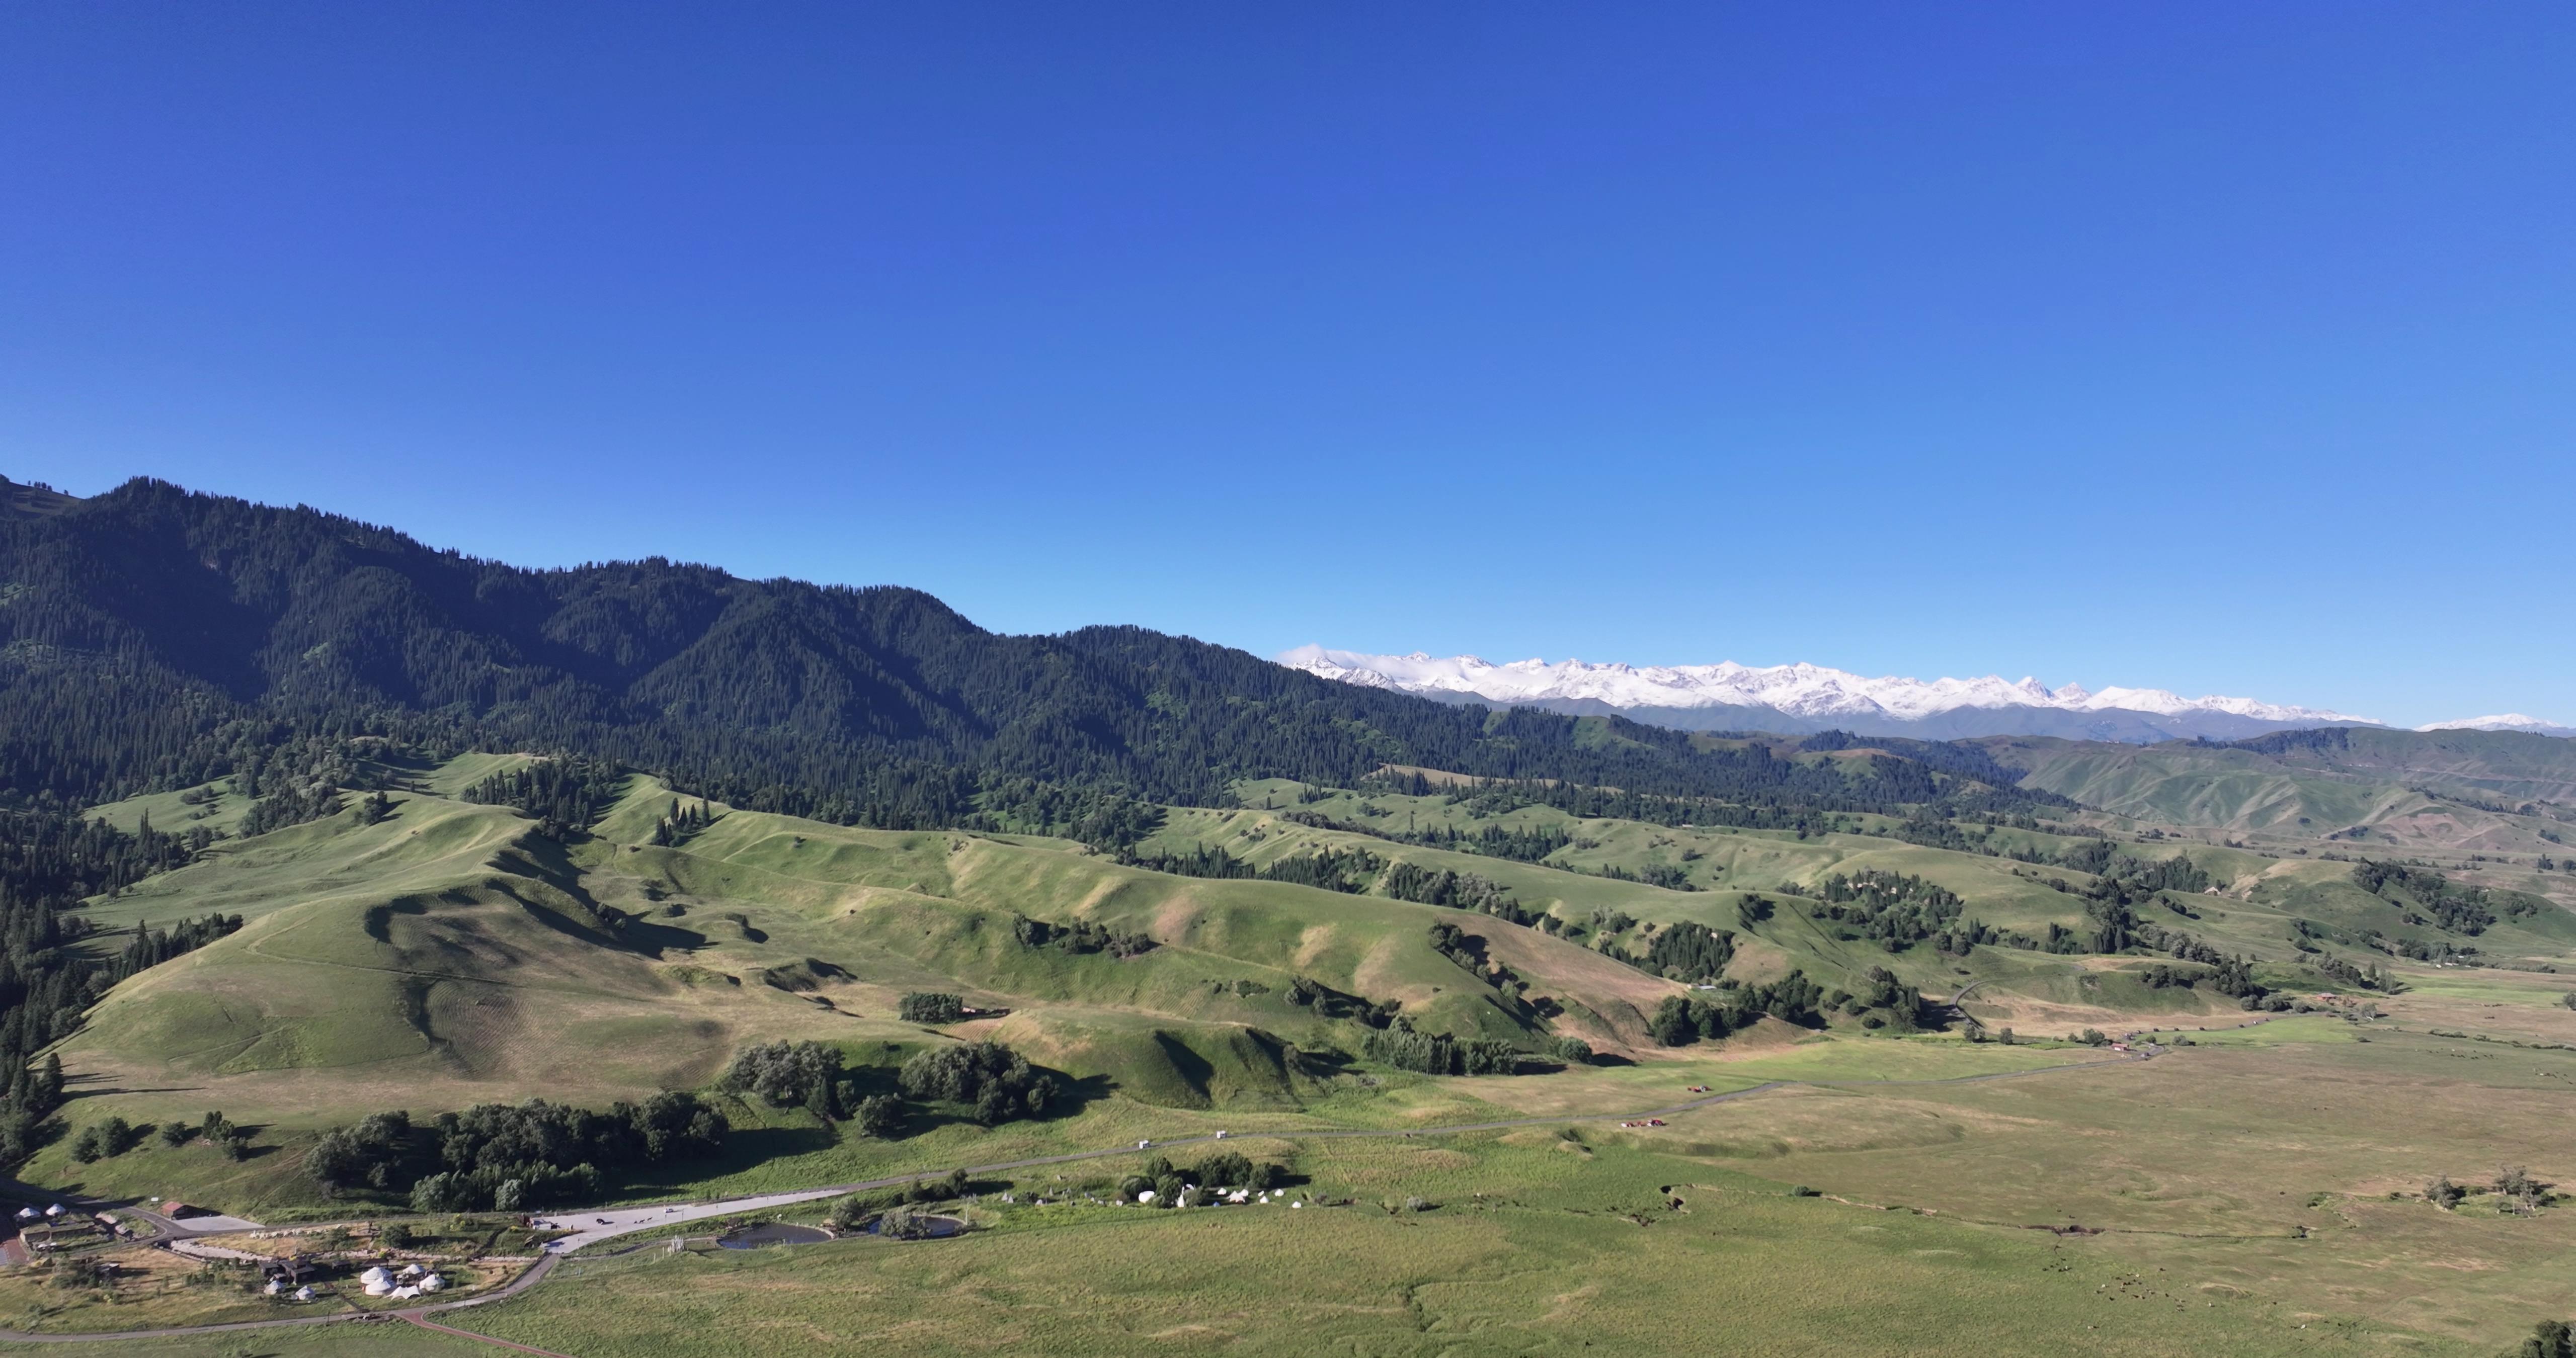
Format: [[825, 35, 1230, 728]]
[[1281, 646, 2378, 743], [1, 476, 2059, 823]]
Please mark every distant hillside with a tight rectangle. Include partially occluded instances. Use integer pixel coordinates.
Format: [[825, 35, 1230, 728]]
[[0, 476, 2057, 826], [2225, 727, 2576, 806], [1979, 729, 2576, 846]]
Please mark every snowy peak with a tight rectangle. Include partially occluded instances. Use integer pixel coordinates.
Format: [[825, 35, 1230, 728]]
[[2417, 714, 2576, 737], [1276, 645, 2382, 742]]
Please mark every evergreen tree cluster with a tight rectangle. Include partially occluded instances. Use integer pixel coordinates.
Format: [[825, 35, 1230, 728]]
[[1815, 870, 1971, 952], [0, 806, 239, 1160], [1119, 843, 1253, 880], [1589, 860, 1697, 891], [1120, 843, 1383, 894], [1634, 920, 1735, 984], [1253, 848, 1382, 893], [462, 757, 629, 839], [1381, 863, 1526, 922], [648, 797, 715, 846], [1360, 1026, 1526, 1076]]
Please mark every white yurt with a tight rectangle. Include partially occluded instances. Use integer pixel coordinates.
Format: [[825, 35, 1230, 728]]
[[399, 1263, 424, 1278], [262, 1278, 283, 1296], [389, 1285, 421, 1300], [420, 1273, 447, 1293], [359, 1265, 390, 1286]]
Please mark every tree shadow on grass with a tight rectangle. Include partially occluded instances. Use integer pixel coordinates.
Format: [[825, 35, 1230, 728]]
[[647, 1119, 843, 1189]]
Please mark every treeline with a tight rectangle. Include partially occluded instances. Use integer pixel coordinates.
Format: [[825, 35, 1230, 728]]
[[306, 1095, 732, 1210], [1361, 1026, 1527, 1076], [0, 806, 234, 1160], [1119, 843, 1385, 894], [1382, 863, 1526, 922], [720, 1036, 1064, 1132]]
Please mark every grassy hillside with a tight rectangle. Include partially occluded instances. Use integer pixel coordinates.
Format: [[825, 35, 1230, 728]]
[[37, 741, 2576, 1217]]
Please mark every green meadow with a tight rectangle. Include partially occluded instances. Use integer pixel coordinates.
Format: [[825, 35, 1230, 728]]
[[12, 748, 2576, 1355]]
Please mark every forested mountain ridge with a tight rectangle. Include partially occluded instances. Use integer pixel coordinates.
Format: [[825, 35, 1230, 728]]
[[0, 476, 2054, 825]]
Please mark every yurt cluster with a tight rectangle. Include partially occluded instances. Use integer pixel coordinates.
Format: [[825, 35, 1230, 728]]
[[259, 1261, 447, 1303]]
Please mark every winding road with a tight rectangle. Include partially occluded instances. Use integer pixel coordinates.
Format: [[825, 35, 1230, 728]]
[[0, 1043, 2153, 1350]]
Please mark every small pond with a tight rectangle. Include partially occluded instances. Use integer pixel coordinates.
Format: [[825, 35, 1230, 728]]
[[717, 1223, 834, 1249], [864, 1214, 964, 1240]]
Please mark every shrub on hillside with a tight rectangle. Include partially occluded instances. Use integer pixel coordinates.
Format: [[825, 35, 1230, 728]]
[[720, 1040, 845, 1115], [899, 1042, 1059, 1124], [899, 992, 967, 1025]]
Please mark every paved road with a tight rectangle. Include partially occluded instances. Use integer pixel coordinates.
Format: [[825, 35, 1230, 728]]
[[0, 1043, 2149, 1349], [534, 1189, 849, 1252]]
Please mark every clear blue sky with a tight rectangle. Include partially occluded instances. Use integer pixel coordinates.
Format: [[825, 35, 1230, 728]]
[[4, 4, 2568, 726]]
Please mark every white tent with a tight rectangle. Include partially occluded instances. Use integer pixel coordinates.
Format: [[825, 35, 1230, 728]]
[[398, 1263, 424, 1278], [363, 1281, 392, 1297], [262, 1279, 283, 1296], [389, 1285, 421, 1300], [43, 1205, 62, 1218], [420, 1274, 447, 1293], [359, 1265, 390, 1286], [13, 1207, 32, 1221], [292, 1286, 315, 1302]]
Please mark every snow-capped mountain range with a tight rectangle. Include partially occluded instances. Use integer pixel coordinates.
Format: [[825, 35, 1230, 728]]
[[2416, 714, 2576, 737], [1275, 646, 2555, 744]]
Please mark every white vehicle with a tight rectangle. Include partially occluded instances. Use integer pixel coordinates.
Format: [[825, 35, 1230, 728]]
[[1137, 1139, 1151, 1149], [1213, 1130, 1229, 1139]]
